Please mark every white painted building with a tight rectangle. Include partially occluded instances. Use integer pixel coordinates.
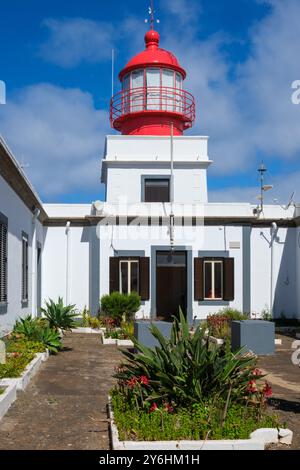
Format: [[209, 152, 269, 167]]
[[0, 27, 299, 332]]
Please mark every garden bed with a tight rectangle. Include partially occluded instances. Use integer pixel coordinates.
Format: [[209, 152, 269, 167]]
[[108, 396, 292, 450], [0, 352, 48, 391], [0, 383, 17, 421]]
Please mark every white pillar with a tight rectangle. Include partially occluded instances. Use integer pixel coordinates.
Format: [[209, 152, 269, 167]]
[[31, 208, 40, 317]]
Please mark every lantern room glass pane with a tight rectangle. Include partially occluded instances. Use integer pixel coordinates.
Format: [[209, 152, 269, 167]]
[[162, 69, 174, 111], [131, 70, 144, 112], [123, 74, 131, 113], [175, 73, 183, 112], [146, 68, 160, 110]]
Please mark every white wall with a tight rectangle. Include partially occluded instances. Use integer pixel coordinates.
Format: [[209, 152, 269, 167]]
[[0, 174, 44, 333], [296, 227, 300, 319], [99, 223, 244, 320], [106, 166, 208, 204], [251, 226, 297, 318], [42, 225, 91, 314]]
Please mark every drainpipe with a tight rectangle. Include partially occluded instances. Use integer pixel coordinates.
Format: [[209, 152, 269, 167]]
[[170, 122, 175, 250], [31, 208, 40, 317], [65, 222, 71, 305], [270, 222, 277, 318]]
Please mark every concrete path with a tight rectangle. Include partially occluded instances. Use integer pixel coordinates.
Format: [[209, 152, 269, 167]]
[[0, 334, 122, 450], [259, 334, 300, 450]]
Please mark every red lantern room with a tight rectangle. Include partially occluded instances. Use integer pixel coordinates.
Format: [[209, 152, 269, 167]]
[[110, 24, 195, 136]]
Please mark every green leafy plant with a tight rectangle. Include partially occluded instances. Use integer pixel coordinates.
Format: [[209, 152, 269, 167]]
[[114, 310, 258, 409], [13, 316, 62, 353], [0, 351, 35, 379], [100, 292, 141, 325], [41, 297, 77, 333], [6, 339, 45, 354], [111, 392, 280, 442], [81, 307, 101, 329]]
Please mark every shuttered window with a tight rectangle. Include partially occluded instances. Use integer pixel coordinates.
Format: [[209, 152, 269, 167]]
[[109, 257, 150, 301], [194, 257, 234, 302], [22, 233, 29, 302], [0, 218, 8, 304]]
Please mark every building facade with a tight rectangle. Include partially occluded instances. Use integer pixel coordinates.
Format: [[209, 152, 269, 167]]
[[0, 27, 300, 332]]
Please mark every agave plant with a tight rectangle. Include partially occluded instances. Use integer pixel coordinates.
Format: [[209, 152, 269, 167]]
[[41, 297, 77, 333], [114, 309, 258, 408], [13, 315, 62, 353]]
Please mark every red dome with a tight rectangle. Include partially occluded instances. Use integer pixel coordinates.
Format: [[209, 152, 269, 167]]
[[119, 29, 186, 80]]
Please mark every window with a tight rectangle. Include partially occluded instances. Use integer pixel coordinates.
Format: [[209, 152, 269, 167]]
[[22, 233, 29, 302], [144, 178, 170, 203], [0, 216, 8, 304], [204, 260, 223, 300], [120, 260, 139, 294]]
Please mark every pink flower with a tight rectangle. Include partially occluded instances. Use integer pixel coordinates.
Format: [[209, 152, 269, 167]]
[[252, 368, 263, 377], [164, 403, 174, 413], [139, 376, 149, 386], [150, 403, 158, 412], [247, 380, 258, 394], [263, 382, 272, 398], [127, 377, 138, 389]]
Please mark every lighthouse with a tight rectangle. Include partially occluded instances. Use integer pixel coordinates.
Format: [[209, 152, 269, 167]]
[[110, 25, 195, 136]]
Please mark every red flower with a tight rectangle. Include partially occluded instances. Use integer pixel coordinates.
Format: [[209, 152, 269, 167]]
[[247, 380, 258, 394], [263, 382, 272, 398], [164, 403, 174, 413], [139, 376, 149, 386], [252, 368, 263, 377], [127, 377, 138, 389], [12, 352, 21, 358], [150, 403, 158, 412]]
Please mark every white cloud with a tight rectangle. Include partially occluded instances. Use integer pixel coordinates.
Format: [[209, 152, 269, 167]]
[[39, 18, 115, 67], [0, 84, 108, 197]]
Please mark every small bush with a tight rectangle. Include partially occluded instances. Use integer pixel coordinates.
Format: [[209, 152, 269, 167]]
[[100, 292, 141, 325], [207, 308, 248, 339], [13, 316, 62, 353], [0, 351, 35, 379]]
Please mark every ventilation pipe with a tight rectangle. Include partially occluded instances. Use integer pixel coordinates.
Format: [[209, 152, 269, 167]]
[[31, 208, 40, 317], [65, 221, 71, 305], [270, 222, 278, 317]]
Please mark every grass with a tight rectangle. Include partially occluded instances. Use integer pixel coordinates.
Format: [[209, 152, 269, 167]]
[[111, 392, 280, 442]]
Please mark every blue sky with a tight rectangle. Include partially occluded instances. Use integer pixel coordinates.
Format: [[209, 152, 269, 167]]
[[0, 0, 300, 204]]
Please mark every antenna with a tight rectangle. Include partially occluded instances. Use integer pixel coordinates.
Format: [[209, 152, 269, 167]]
[[111, 49, 115, 98], [254, 162, 273, 215], [145, 1, 160, 29]]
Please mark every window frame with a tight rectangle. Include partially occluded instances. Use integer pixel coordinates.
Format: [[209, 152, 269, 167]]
[[21, 232, 29, 303], [143, 177, 171, 203], [203, 258, 224, 301], [0, 213, 8, 305], [119, 259, 140, 295]]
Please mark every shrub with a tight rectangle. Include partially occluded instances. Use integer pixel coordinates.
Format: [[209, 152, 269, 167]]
[[100, 292, 141, 325], [41, 297, 77, 333], [207, 308, 248, 339], [6, 338, 45, 354], [82, 307, 101, 329], [114, 310, 259, 409], [13, 316, 62, 353]]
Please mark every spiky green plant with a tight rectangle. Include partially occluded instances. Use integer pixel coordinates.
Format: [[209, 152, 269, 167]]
[[13, 316, 62, 353], [114, 309, 258, 408], [41, 297, 77, 333]]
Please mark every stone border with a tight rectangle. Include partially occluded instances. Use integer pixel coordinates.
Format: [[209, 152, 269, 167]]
[[100, 331, 134, 347], [108, 397, 293, 450], [0, 351, 48, 392], [0, 383, 17, 420]]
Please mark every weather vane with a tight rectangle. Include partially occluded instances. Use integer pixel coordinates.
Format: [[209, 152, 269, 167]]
[[145, 1, 160, 29]]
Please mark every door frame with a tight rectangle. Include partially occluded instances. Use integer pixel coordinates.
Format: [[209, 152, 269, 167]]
[[151, 245, 193, 324]]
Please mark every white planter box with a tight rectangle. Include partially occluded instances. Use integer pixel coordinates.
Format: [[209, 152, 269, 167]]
[[71, 327, 102, 334], [108, 398, 292, 450], [117, 339, 134, 347], [0, 383, 17, 420], [209, 336, 225, 346], [0, 353, 45, 391]]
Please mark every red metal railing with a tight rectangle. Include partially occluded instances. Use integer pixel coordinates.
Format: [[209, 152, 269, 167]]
[[110, 86, 195, 128]]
